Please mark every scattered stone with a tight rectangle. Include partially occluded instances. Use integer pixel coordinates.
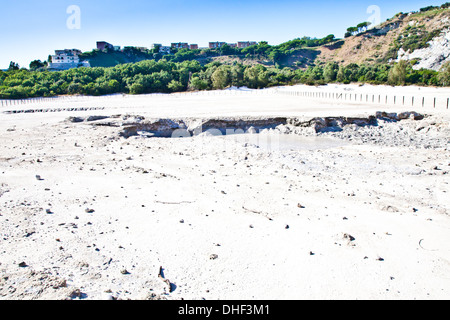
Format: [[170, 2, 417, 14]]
[[397, 111, 424, 121], [18, 262, 28, 268], [52, 279, 67, 289], [382, 205, 399, 213], [86, 115, 109, 122], [146, 293, 169, 300], [24, 230, 35, 238], [210, 254, 219, 260], [85, 208, 95, 213], [158, 266, 174, 293], [68, 116, 84, 123], [68, 289, 82, 299], [343, 233, 356, 242], [35, 175, 43, 181], [120, 268, 130, 275]]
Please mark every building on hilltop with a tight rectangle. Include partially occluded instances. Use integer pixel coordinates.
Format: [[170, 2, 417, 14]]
[[209, 42, 227, 49], [209, 42, 239, 49], [48, 49, 90, 70], [171, 42, 189, 49], [97, 41, 114, 51], [238, 41, 257, 48], [154, 42, 199, 52], [151, 44, 172, 54]]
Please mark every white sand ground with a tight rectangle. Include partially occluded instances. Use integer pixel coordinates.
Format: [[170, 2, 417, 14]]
[[0, 84, 449, 300]]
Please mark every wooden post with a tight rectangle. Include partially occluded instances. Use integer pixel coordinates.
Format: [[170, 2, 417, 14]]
[[434, 97, 436, 108], [447, 98, 449, 109], [422, 97, 425, 108]]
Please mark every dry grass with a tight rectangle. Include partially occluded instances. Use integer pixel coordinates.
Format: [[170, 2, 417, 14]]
[[316, 9, 450, 66]]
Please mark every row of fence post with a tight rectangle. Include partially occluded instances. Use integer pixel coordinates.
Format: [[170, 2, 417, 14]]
[[0, 95, 93, 107], [276, 90, 449, 110], [1, 89, 449, 110]]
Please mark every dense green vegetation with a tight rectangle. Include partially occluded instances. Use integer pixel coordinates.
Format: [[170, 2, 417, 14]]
[[0, 58, 445, 99], [79, 47, 156, 68], [420, 2, 450, 12]]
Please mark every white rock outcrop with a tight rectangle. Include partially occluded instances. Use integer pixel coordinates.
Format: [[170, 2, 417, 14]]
[[397, 28, 450, 71]]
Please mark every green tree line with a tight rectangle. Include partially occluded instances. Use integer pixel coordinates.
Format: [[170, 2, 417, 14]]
[[1, 58, 448, 99]]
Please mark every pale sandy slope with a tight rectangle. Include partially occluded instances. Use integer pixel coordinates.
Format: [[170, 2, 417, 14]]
[[0, 84, 449, 300]]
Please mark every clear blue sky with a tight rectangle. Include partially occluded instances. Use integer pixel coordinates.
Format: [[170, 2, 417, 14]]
[[0, 0, 446, 69]]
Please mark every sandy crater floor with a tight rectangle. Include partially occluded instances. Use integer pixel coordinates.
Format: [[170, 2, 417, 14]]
[[0, 85, 449, 300]]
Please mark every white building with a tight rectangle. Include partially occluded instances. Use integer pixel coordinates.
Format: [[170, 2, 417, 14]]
[[238, 41, 257, 48], [48, 49, 90, 70], [151, 44, 171, 54]]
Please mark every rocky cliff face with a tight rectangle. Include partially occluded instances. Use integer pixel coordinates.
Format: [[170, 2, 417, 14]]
[[397, 27, 450, 71], [317, 8, 450, 71]]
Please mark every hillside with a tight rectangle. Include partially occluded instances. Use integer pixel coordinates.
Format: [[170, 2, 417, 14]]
[[79, 49, 156, 68], [316, 6, 450, 70], [210, 48, 320, 69]]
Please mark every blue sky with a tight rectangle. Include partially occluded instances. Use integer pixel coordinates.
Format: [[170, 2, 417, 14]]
[[0, 0, 446, 69]]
